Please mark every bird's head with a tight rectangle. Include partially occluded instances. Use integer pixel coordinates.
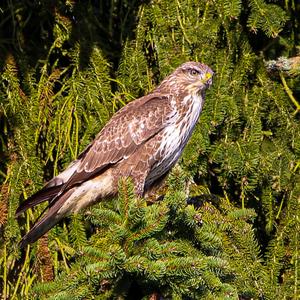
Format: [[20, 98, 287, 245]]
[[158, 62, 214, 96]]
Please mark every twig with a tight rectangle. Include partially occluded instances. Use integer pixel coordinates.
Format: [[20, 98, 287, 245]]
[[279, 72, 300, 115]]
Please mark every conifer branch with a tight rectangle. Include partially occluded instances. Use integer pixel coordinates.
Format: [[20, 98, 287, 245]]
[[279, 73, 300, 114]]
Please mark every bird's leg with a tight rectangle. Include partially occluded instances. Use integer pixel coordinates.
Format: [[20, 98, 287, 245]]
[[131, 175, 158, 203], [145, 186, 166, 205], [144, 172, 170, 205]]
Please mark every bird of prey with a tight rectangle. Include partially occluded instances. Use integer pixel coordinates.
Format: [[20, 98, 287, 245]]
[[16, 61, 213, 247]]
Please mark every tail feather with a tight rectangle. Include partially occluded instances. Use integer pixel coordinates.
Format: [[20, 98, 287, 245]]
[[19, 210, 61, 248], [15, 185, 62, 217], [19, 190, 73, 248], [16, 159, 82, 218]]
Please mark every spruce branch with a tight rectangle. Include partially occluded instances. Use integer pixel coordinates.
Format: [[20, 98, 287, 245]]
[[280, 73, 300, 115], [265, 56, 300, 76]]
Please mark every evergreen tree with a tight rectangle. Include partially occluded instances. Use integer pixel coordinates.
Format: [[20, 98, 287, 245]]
[[0, 0, 299, 299]]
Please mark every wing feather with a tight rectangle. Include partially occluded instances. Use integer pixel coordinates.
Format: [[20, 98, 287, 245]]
[[16, 159, 81, 216], [16, 92, 174, 217], [15, 185, 62, 217], [61, 93, 173, 191]]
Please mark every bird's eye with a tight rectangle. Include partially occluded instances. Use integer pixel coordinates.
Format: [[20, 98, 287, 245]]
[[190, 69, 199, 76]]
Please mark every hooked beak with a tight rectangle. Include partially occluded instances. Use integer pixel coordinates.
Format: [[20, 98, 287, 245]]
[[202, 72, 213, 87], [187, 70, 214, 94]]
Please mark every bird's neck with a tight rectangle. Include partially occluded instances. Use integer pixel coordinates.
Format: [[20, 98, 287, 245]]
[[180, 93, 204, 126]]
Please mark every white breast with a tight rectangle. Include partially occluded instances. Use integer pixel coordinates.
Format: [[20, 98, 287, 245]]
[[147, 93, 204, 184]]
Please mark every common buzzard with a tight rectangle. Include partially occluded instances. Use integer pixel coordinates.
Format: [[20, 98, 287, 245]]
[[16, 61, 213, 247]]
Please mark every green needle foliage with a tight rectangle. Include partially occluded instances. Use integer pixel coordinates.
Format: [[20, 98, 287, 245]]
[[32, 176, 247, 299], [0, 0, 300, 299]]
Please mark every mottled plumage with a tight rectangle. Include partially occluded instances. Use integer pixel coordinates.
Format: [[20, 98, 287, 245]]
[[16, 62, 213, 247]]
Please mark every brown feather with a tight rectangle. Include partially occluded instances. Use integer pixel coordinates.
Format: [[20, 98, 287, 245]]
[[57, 94, 173, 193], [15, 185, 62, 217], [19, 189, 74, 248]]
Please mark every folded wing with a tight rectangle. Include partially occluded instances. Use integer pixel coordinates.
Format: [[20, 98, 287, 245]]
[[16, 93, 174, 242]]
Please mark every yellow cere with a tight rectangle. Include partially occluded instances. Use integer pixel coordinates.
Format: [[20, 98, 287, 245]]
[[205, 72, 212, 80], [199, 72, 212, 84]]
